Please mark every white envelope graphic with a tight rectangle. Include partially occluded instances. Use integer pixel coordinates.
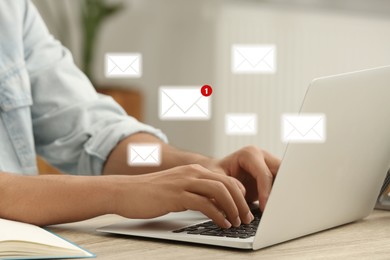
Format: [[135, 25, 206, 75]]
[[159, 87, 210, 120], [282, 114, 326, 143], [105, 53, 142, 78], [128, 144, 161, 166], [226, 113, 257, 135], [232, 44, 276, 74]]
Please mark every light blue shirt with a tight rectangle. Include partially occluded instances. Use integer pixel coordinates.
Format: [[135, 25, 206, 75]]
[[0, 0, 167, 175]]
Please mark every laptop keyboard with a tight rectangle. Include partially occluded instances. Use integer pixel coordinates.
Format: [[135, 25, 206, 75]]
[[172, 208, 261, 239]]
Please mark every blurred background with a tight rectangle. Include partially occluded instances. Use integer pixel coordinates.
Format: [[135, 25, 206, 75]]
[[33, 0, 390, 161]]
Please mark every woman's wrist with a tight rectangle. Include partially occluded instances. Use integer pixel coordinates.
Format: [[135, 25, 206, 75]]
[[102, 175, 128, 215], [191, 156, 226, 175]]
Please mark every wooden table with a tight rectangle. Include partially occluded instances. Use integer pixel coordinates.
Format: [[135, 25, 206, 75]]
[[48, 210, 390, 260]]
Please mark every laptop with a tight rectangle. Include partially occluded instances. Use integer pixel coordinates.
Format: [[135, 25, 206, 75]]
[[97, 65, 390, 250]]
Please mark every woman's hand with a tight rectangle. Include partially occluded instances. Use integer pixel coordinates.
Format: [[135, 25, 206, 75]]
[[112, 164, 255, 228], [203, 146, 281, 211]]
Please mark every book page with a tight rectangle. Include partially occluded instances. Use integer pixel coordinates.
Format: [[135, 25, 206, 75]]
[[0, 218, 92, 255]]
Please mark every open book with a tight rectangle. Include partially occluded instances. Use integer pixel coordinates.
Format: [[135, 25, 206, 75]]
[[0, 218, 94, 259]]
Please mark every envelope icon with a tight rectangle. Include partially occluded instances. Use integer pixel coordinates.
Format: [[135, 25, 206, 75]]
[[225, 113, 257, 135], [128, 144, 161, 166], [159, 86, 210, 120], [282, 114, 326, 143], [105, 53, 142, 78], [232, 44, 276, 74]]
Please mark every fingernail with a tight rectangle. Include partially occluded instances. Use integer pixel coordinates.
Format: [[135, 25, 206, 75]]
[[233, 216, 241, 227], [244, 212, 254, 224], [223, 219, 232, 229]]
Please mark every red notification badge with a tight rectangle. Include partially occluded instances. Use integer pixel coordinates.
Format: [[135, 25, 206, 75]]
[[201, 85, 213, 97]]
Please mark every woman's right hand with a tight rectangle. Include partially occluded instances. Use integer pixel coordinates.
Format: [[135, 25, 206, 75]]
[[111, 164, 254, 228]]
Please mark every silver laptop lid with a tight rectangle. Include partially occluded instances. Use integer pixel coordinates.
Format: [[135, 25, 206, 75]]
[[254, 65, 390, 249]]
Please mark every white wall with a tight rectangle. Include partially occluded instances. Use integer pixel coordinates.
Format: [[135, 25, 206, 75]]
[[213, 1, 390, 158]]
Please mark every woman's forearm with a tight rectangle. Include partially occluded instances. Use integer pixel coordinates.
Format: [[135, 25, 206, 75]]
[[0, 172, 118, 226], [103, 133, 210, 176]]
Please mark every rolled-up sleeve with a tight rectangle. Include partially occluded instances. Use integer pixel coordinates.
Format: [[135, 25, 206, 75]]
[[23, 0, 167, 175]]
